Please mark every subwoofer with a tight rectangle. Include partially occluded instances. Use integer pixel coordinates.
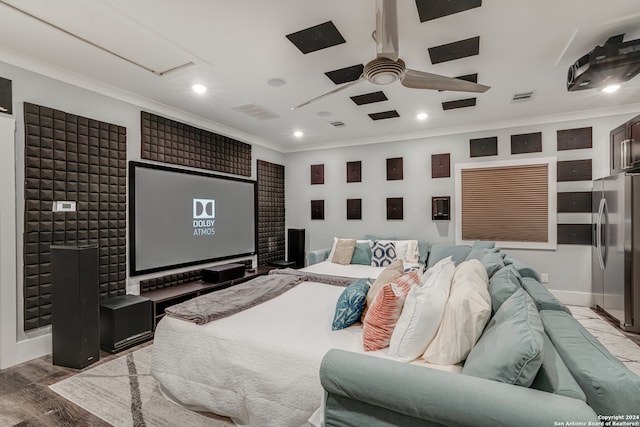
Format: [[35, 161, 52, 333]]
[[288, 228, 305, 268], [51, 244, 100, 369]]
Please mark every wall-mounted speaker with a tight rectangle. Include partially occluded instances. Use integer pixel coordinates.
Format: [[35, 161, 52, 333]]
[[432, 196, 451, 221]]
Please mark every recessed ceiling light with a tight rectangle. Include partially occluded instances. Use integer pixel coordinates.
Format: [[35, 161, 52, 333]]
[[192, 84, 207, 94], [602, 84, 620, 93], [416, 112, 429, 120], [294, 130, 304, 138], [267, 78, 286, 87]]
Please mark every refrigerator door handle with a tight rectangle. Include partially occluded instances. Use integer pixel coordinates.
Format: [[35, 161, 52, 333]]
[[596, 198, 605, 270], [601, 198, 609, 268]]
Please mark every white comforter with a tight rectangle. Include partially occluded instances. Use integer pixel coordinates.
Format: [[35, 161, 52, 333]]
[[152, 281, 377, 426]]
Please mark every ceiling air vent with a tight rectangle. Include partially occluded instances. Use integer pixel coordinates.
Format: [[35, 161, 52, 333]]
[[511, 91, 536, 103], [231, 103, 281, 120], [329, 121, 346, 128]]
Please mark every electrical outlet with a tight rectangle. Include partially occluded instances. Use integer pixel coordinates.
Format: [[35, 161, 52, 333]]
[[541, 273, 549, 283]]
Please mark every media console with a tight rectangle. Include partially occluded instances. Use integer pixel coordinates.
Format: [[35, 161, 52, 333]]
[[142, 266, 273, 330]]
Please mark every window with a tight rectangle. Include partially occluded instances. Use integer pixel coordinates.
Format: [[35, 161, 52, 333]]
[[455, 158, 557, 249]]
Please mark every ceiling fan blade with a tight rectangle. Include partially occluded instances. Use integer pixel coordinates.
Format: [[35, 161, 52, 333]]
[[401, 69, 491, 93], [291, 76, 366, 109], [375, 0, 399, 61]]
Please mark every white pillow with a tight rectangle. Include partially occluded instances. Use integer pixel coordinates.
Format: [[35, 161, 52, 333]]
[[422, 259, 491, 365], [419, 256, 452, 286], [389, 258, 455, 362]]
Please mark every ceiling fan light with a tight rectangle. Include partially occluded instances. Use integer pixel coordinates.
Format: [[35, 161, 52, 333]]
[[602, 84, 620, 93], [416, 112, 428, 120]]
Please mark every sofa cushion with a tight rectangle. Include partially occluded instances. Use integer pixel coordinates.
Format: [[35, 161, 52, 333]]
[[331, 278, 370, 330], [503, 256, 540, 280], [488, 264, 522, 314], [422, 259, 491, 365], [465, 246, 499, 261], [541, 309, 640, 417], [389, 258, 454, 362], [530, 332, 586, 401], [463, 288, 544, 387], [521, 277, 570, 314], [479, 251, 505, 278], [426, 244, 471, 268], [350, 241, 372, 265]]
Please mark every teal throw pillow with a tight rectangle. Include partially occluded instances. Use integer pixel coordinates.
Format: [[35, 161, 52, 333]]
[[331, 278, 371, 330], [463, 288, 544, 386], [426, 244, 471, 268], [351, 241, 372, 265], [480, 251, 505, 279]]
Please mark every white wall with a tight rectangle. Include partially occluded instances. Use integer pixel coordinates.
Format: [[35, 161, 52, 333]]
[[0, 59, 285, 368], [284, 114, 637, 306]]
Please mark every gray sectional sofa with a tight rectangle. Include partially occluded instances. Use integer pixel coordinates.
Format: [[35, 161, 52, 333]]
[[307, 242, 640, 427]]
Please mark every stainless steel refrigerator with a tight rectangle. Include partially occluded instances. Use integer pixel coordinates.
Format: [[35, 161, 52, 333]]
[[592, 173, 640, 333]]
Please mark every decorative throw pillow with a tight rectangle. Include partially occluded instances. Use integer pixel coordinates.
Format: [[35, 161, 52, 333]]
[[426, 244, 472, 268], [370, 240, 397, 267], [350, 241, 372, 265], [389, 258, 455, 362], [332, 238, 356, 265], [422, 259, 491, 365], [363, 283, 407, 351], [480, 251, 505, 279], [462, 288, 544, 387], [331, 278, 371, 330], [363, 259, 404, 320]]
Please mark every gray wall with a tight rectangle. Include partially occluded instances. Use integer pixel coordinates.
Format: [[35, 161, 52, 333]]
[[284, 114, 636, 306]]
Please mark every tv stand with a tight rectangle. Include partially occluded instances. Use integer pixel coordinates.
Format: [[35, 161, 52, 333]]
[[142, 266, 273, 330]]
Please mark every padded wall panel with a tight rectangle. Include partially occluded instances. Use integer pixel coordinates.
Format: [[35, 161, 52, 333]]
[[140, 111, 251, 177], [140, 269, 202, 293], [23, 103, 127, 330], [257, 160, 285, 266]]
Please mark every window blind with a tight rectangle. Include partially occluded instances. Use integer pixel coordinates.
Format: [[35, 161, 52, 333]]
[[461, 164, 549, 242]]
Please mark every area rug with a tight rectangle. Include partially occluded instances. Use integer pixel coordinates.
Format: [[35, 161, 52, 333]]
[[49, 345, 233, 427]]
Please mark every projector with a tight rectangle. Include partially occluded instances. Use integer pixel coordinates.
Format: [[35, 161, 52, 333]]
[[567, 34, 640, 91]]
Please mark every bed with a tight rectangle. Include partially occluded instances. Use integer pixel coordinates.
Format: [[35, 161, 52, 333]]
[[151, 259, 457, 426]]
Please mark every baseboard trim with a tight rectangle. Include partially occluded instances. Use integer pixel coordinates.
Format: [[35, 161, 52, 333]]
[[549, 289, 594, 307], [15, 333, 51, 367]]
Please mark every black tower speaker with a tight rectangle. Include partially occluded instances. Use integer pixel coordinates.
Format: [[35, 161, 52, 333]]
[[287, 228, 305, 268], [51, 244, 100, 369]]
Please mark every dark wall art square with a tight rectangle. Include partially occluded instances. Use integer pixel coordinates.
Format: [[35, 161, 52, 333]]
[[386, 197, 403, 220], [311, 200, 325, 220], [431, 153, 450, 178], [346, 161, 361, 183], [310, 164, 324, 185], [386, 157, 403, 180], [347, 198, 362, 220], [0, 77, 12, 115]]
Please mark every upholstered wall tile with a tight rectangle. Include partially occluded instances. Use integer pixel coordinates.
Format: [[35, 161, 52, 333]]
[[23, 103, 127, 331], [257, 160, 285, 266], [140, 111, 251, 177]]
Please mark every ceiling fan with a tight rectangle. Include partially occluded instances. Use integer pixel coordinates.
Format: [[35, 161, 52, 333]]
[[292, 0, 490, 109]]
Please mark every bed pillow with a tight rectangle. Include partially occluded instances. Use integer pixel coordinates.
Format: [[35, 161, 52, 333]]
[[462, 288, 544, 387], [350, 241, 372, 265], [422, 259, 491, 365], [370, 240, 397, 267], [363, 259, 404, 320], [389, 258, 455, 361], [363, 282, 407, 351], [331, 278, 371, 330], [332, 238, 356, 265]]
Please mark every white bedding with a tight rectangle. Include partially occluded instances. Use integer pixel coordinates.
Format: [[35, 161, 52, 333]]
[[301, 260, 386, 279], [152, 275, 460, 426]]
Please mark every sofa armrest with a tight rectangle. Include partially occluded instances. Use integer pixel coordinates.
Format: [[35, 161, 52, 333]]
[[306, 247, 331, 266], [320, 349, 598, 427]]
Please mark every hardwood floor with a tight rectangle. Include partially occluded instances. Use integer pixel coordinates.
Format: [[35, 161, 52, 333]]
[[0, 342, 151, 427]]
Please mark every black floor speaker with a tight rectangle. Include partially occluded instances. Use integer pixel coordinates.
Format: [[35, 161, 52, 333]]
[[288, 228, 305, 268], [51, 244, 100, 369], [100, 295, 152, 353]]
